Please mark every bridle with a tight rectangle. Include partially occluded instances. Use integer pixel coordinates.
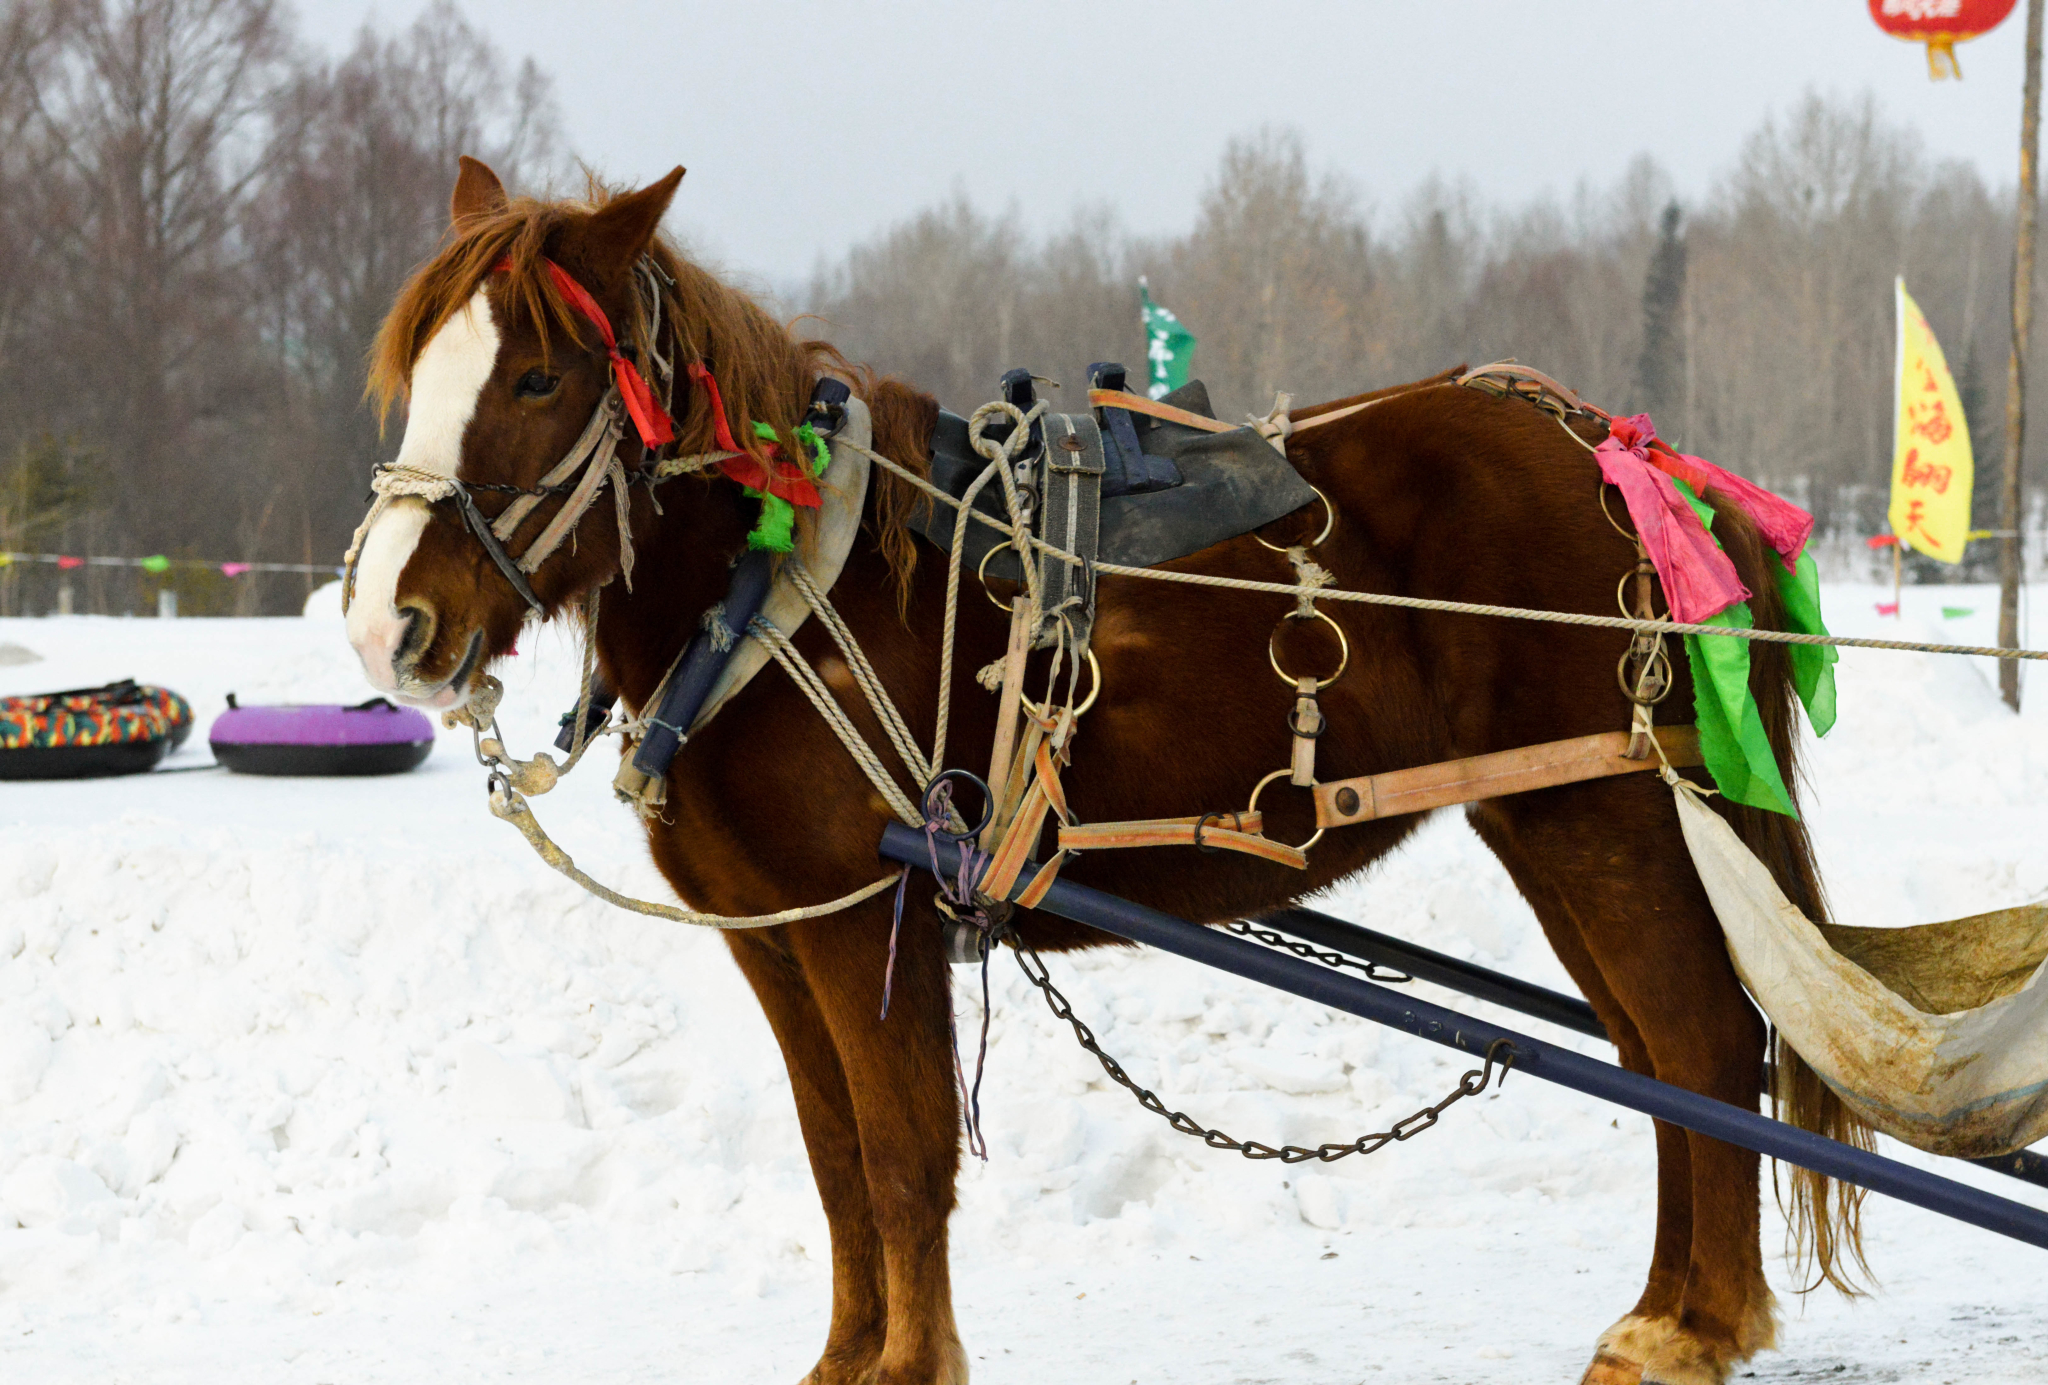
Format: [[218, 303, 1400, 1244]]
[[343, 254, 690, 618], [343, 252, 830, 619]]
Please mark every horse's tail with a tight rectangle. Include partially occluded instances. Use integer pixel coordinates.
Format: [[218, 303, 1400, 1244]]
[[1701, 495, 1873, 1297]]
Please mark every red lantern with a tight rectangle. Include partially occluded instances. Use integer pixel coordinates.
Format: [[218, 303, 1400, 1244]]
[[1869, 0, 2019, 79]]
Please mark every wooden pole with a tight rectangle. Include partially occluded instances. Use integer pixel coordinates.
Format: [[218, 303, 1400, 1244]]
[[2000, 0, 2045, 710]]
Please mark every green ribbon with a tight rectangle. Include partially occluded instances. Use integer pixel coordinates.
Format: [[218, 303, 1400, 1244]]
[[742, 422, 831, 553], [1670, 479, 1835, 818], [139, 555, 170, 575]]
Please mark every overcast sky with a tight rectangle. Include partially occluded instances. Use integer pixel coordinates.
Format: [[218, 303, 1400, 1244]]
[[302, 1, 2038, 287]]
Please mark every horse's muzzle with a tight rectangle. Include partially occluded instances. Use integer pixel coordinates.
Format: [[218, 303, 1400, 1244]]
[[350, 602, 478, 710]]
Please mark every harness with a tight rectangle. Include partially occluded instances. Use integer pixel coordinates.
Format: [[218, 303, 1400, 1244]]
[[380, 275, 2048, 947], [430, 357, 1705, 937]]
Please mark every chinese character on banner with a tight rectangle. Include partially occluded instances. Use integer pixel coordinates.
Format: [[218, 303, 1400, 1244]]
[[1138, 278, 1196, 401], [1889, 279, 1974, 564]]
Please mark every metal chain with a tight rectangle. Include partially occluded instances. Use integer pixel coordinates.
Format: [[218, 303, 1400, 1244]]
[[1012, 940, 1515, 1164], [1222, 920, 1413, 984]]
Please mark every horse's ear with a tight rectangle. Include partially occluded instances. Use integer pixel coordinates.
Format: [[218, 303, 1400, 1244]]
[[575, 167, 685, 281], [451, 156, 508, 225]]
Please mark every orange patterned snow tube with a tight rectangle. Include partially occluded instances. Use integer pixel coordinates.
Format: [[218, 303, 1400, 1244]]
[[0, 679, 193, 778]]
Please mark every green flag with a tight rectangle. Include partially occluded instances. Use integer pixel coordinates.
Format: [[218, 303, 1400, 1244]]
[[1139, 278, 1196, 400]]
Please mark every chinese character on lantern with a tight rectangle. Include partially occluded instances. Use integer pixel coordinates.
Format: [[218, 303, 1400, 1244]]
[[1869, 0, 2019, 80]]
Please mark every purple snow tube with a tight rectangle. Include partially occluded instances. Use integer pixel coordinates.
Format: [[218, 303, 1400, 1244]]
[[209, 695, 435, 776]]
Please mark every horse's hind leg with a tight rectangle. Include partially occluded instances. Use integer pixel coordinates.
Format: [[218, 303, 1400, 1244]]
[[726, 932, 890, 1384], [1474, 784, 1773, 1385], [1470, 812, 1697, 1384]]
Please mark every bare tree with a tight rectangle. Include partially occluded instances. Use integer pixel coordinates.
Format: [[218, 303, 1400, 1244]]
[[249, 0, 563, 591], [806, 98, 2043, 580], [17, 0, 301, 568]]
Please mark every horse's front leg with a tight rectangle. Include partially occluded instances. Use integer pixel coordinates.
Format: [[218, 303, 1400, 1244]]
[[788, 899, 969, 1385], [726, 931, 891, 1384]]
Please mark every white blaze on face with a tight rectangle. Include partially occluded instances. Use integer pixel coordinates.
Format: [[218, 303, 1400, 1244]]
[[346, 289, 501, 697]]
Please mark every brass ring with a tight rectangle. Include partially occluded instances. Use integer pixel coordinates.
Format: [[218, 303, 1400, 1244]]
[[1616, 642, 1674, 706], [1023, 648, 1102, 719], [977, 544, 1015, 611], [1246, 768, 1324, 852], [1613, 565, 1661, 616], [1254, 486, 1335, 552], [1268, 609, 1350, 689]]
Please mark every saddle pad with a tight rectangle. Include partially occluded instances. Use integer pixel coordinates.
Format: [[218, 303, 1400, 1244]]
[[914, 380, 1318, 579]]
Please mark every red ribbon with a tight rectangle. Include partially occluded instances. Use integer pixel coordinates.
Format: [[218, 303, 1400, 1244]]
[[492, 257, 675, 449], [687, 362, 821, 508]]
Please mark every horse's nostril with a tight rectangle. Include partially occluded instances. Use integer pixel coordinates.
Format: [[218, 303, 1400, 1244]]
[[395, 604, 434, 667]]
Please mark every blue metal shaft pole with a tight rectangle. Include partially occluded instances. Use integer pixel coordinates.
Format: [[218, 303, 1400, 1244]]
[[880, 824, 2048, 1253]]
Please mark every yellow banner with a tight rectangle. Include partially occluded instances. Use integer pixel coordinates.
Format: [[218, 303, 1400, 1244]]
[[1890, 277, 1974, 564]]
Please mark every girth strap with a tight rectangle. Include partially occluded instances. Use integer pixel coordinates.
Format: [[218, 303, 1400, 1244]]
[[1035, 412, 1104, 651]]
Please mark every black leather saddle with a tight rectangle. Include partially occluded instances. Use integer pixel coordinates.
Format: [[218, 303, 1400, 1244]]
[[912, 364, 1317, 583]]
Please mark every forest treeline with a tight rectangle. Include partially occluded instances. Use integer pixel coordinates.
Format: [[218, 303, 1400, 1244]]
[[0, 0, 559, 614], [1, 0, 2039, 614], [808, 110, 2039, 584]]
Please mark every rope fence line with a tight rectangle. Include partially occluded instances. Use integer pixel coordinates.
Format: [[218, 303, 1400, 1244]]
[[0, 551, 341, 577], [846, 440, 2048, 664]]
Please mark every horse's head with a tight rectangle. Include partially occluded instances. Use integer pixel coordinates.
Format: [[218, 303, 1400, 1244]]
[[344, 157, 686, 709]]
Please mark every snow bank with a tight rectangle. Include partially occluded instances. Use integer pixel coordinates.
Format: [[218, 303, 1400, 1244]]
[[0, 585, 2043, 1382]]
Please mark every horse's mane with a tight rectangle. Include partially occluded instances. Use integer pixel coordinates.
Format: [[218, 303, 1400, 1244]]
[[366, 182, 933, 593]]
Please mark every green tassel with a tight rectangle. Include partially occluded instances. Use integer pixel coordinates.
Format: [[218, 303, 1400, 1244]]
[[745, 491, 797, 552], [740, 420, 831, 552]]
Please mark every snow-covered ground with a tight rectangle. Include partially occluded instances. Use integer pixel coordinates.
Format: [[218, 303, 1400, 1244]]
[[0, 581, 2041, 1384]]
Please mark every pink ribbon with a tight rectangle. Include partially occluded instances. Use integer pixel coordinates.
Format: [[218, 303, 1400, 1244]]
[[1594, 415, 1812, 625], [220, 562, 251, 577]]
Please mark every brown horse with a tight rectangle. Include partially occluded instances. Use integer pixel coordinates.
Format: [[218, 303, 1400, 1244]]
[[343, 160, 1848, 1385]]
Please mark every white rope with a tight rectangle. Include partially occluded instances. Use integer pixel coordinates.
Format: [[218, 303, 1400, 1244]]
[[341, 466, 460, 609], [488, 783, 899, 929], [787, 560, 934, 785], [930, 400, 1047, 774], [932, 457, 1005, 775], [845, 437, 2048, 664], [747, 614, 923, 827]]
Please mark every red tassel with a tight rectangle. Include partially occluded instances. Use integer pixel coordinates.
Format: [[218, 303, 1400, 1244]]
[[688, 362, 822, 508], [539, 261, 674, 449], [491, 255, 676, 449]]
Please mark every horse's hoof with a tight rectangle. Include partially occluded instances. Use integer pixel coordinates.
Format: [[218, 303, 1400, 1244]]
[[799, 1356, 880, 1385], [1579, 1350, 1644, 1385], [1639, 1338, 1731, 1385]]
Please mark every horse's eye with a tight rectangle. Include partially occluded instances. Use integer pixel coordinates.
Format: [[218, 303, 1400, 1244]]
[[515, 369, 559, 399]]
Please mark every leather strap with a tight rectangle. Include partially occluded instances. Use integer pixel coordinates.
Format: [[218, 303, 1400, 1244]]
[[1453, 361, 1593, 417], [1057, 811, 1307, 870], [1086, 388, 1239, 434], [1313, 728, 1702, 830], [1286, 395, 1389, 436], [1037, 412, 1104, 651]]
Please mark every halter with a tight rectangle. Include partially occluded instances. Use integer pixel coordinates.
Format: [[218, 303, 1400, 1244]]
[[342, 253, 826, 617]]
